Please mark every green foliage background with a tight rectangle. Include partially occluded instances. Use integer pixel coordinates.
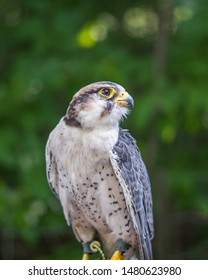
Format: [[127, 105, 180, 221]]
[[0, 0, 207, 259]]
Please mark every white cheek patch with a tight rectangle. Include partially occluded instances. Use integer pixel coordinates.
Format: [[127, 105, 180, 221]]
[[77, 99, 106, 128]]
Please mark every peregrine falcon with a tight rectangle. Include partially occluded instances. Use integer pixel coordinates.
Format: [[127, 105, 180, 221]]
[[46, 81, 154, 260]]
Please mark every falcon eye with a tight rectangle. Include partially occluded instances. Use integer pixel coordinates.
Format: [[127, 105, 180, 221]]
[[101, 88, 110, 96], [98, 87, 115, 99]]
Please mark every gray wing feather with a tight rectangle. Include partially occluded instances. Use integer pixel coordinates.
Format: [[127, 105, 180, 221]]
[[111, 128, 154, 259]]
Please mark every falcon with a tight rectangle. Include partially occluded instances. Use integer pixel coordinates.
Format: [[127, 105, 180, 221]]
[[46, 81, 154, 260]]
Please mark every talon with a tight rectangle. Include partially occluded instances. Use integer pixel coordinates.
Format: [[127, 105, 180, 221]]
[[110, 238, 128, 260], [111, 250, 124, 260], [82, 253, 90, 260]]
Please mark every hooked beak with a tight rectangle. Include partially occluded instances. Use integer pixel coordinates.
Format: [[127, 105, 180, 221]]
[[114, 91, 134, 107]]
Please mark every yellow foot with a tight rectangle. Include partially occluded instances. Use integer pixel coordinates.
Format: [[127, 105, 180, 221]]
[[82, 253, 90, 260], [111, 250, 124, 260]]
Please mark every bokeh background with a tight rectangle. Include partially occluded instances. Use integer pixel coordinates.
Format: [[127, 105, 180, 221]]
[[0, 0, 208, 260]]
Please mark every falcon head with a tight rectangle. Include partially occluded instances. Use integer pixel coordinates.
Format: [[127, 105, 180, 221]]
[[64, 81, 134, 129]]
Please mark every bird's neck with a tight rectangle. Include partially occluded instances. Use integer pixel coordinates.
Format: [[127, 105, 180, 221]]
[[64, 123, 119, 154]]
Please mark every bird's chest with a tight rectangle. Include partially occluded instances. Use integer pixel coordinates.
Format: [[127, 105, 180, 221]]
[[65, 148, 120, 228], [57, 127, 128, 229], [67, 143, 113, 205], [60, 126, 118, 190], [65, 136, 112, 186]]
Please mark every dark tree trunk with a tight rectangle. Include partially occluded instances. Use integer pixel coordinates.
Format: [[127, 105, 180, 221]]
[[149, 0, 174, 259]]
